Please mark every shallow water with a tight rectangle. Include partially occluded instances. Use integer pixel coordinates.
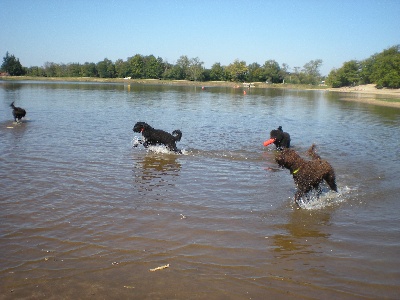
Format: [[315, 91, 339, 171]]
[[1, 81, 399, 299]]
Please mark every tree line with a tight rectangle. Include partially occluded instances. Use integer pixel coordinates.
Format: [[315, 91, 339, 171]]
[[0, 52, 323, 85], [1, 45, 399, 88], [326, 45, 400, 89]]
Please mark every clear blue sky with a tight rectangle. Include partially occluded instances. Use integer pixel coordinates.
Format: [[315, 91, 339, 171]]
[[1, 0, 399, 75]]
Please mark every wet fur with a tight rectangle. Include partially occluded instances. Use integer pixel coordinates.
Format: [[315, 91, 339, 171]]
[[269, 126, 291, 149], [133, 122, 182, 153], [10, 102, 26, 122], [275, 144, 337, 205]]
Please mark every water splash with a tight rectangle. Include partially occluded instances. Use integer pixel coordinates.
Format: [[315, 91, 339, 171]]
[[131, 136, 142, 148], [147, 145, 176, 154], [131, 137, 187, 155], [147, 145, 188, 155], [297, 185, 354, 210]]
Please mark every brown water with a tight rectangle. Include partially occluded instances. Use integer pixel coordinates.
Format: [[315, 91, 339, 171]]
[[1, 81, 399, 299]]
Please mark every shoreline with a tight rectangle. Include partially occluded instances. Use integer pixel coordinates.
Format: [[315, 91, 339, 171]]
[[325, 83, 400, 108], [2, 76, 400, 108]]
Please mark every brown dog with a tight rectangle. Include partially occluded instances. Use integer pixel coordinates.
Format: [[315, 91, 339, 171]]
[[275, 144, 338, 205]]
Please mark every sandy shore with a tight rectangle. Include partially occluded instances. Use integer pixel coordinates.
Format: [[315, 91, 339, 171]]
[[2, 77, 399, 108], [326, 83, 400, 95], [324, 84, 400, 108]]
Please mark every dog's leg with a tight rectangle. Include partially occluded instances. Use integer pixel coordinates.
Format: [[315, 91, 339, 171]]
[[325, 172, 338, 192], [294, 191, 303, 207], [167, 143, 180, 153], [316, 186, 323, 198], [132, 139, 144, 147]]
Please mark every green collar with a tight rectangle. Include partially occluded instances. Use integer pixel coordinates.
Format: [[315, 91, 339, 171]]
[[292, 168, 300, 174]]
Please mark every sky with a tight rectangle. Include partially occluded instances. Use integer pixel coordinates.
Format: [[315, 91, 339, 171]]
[[1, 0, 399, 75]]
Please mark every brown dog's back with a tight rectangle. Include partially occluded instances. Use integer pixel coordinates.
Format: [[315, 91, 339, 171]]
[[306, 144, 337, 192], [276, 145, 338, 204]]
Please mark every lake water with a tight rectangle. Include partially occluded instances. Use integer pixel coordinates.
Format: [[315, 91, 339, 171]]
[[1, 81, 399, 299]]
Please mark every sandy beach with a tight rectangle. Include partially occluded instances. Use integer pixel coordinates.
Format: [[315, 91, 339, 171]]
[[325, 84, 400, 108], [326, 83, 400, 96]]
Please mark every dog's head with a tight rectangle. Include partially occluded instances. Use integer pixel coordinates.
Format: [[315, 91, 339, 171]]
[[133, 122, 150, 133], [269, 129, 284, 141], [172, 129, 182, 141], [275, 148, 301, 169]]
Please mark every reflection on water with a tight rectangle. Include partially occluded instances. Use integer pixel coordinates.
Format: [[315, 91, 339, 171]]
[[133, 152, 181, 192], [1, 80, 128, 92], [1, 81, 399, 299], [273, 210, 331, 255]]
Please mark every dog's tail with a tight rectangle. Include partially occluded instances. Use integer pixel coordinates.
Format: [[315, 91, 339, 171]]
[[307, 144, 321, 160], [172, 130, 182, 141], [10, 102, 15, 109]]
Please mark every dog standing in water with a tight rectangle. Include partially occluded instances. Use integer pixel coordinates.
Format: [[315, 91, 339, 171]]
[[10, 102, 26, 122], [264, 126, 291, 149], [275, 144, 338, 205]]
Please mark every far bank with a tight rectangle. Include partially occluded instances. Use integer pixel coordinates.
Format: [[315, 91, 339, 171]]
[[1, 76, 399, 108]]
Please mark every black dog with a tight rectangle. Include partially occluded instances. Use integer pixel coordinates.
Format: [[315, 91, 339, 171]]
[[275, 144, 338, 205], [133, 122, 182, 153], [264, 126, 290, 149], [10, 102, 26, 122]]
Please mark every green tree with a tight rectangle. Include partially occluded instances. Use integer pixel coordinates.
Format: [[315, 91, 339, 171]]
[[163, 64, 183, 80], [287, 66, 302, 84], [127, 54, 144, 79], [247, 62, 263, 82], [359, 56, 375, 84], [370, 45, 400, 88], [326, 69, 340, 87], [26, 66, 45, 77], [341, 60, 360, 85], [326, 60, 360, 87], [301, 59, 323, 85], [202, 68, 211, 81], [187, 57, 204, 81], [67, 63, 82, 77], [97, 58, 115, 78], [225, 59, 248, 82], [1, 52, 25, 75], [176, 55, 190, 80], [115, 59, 128, 78], [262, 60, 282, 83], [143, 55, 164, 79], [81, 62, 97, 77], [210, 63, 226, 81], [43, 62, 62, 77], [326, 45, 400, 88], [280, 63, 290, 83]]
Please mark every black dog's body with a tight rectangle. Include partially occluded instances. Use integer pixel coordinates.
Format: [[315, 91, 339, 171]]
[[270, 126, 291, 149], [265, 126, 291, 149], [10, 102, 26, 122], [275, 144, 337, 205], [133, 122, 182, 153]]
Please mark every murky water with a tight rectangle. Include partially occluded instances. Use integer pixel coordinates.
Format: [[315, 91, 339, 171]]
[[1, 81, 399, 299]]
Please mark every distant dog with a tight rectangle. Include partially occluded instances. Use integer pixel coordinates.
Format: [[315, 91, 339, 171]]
[[275, 144, 337, 205], [264, 126, 290, 149], [133, 122, 182, 153], [10, 102, 26, 122]]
